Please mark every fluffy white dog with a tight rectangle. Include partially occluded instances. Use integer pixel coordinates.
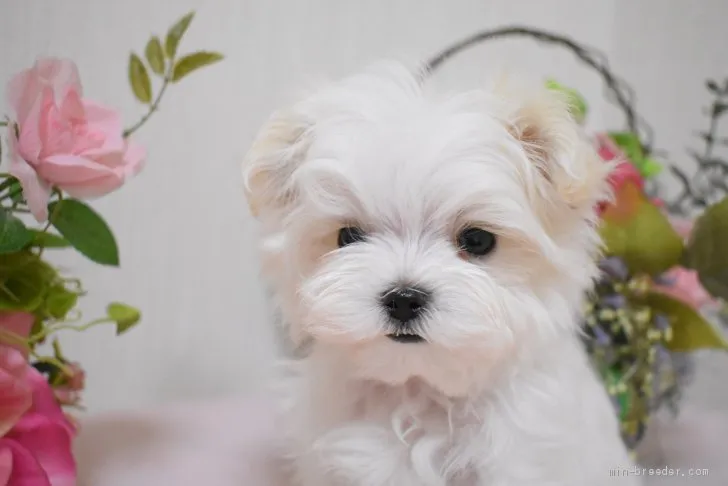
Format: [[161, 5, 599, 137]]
[[243, 61, 639, 486]]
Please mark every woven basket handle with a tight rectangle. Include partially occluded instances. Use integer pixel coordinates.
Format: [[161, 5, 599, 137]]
[[423, 26, 652, 154]]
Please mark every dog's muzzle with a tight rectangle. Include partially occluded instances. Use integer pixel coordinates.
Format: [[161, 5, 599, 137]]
[[381, 286, 430, 343]]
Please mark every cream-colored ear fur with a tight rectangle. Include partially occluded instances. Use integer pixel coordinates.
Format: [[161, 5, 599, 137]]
[[242, 110, 313, 218], [496, 80, 612, 211]]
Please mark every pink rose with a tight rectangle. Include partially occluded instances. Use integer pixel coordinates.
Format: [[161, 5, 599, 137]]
[[0, 347, 32, 438], [6, 58, 145, 221], [0, 367, 76, 486]]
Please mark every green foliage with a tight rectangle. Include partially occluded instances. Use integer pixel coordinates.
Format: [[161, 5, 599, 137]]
[[0, 208, 33, 253], [165, 11, 195, 59], [642, 292, 728, 352], [48, 199, 119, 266], [0, 253, 80, 325], [128, 53, 152, 104], [27, 230, 70, 249], [600, 183, 684, 276], [607, 132, 663, 179], [172, 52, 224, 82], [0, 253, 51, 312], [107, 302, 141, 335], [683, 196, 728, 300], [545, 79, 588, 124], [145, 36, 166, 76]]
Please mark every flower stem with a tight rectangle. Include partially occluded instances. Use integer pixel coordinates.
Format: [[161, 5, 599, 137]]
[[31, 353, 73, 378], [37, 190, 63, 258], [0, 328, 30, 353], [29, 317, 115, 345], [0, 121, 7, 127], [123, 73, 172, 138]]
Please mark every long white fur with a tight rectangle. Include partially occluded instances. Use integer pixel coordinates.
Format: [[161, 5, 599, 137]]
[[243, 61, 639, 486]]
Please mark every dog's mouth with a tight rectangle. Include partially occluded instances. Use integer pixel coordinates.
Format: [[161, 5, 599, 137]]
[[387, 333, 425, 344]]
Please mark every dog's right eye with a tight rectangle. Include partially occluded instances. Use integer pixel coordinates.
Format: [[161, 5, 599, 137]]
[[337, 226, 366, 247]]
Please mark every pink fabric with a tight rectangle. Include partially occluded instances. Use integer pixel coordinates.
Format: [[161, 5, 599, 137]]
[[6, 58, 145, 221]]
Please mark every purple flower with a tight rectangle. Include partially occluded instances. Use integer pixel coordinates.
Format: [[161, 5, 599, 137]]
[[653, 314, 670, 332], [599, 257, 629, 281], [601, 294, 627, 309]]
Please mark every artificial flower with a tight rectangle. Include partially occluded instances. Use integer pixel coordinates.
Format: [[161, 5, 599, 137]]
[[0, 367, 76, 486], [6, 57, 145, 221]]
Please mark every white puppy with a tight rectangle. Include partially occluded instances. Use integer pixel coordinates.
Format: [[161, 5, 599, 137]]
[[243, 62, 638, 486]]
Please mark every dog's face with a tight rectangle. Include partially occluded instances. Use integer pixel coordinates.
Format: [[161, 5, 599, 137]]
[[244, 63, 610, 396]]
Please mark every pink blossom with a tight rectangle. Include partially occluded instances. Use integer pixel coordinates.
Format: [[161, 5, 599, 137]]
[[0, 368, 76, 486], [655, 267, 715, 310], [6, 58, 145, 221], [595, 134, 644, 192], [0, 347, 32, 438], [652, 217, 717, 310]]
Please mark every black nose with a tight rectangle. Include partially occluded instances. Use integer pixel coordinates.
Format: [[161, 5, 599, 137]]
[[381, 287, 429, 323]]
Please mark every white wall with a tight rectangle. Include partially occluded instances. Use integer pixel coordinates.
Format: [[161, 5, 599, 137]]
[[2, 0, 727, 413]]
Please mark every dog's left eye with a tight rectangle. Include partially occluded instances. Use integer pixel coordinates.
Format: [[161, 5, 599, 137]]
[[338, 226, 366, 247], [457, 227, 496, 256]]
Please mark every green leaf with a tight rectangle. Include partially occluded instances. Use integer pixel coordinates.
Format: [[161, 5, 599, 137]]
[[0, 175, 16, 194], [45, 284, 78, 319], [684, 196, 728, 300], [609, 132, 644, 162], [48, 199, 119, 266], [600, 183, 684, 276], [546, 79, 588, 123], [639, 157, 663, 178], [606, 132, 663, 179], [643, 292, 728, 352], [6, 179, 24, 203], [27, 230, 70, 249], [604, 367, 631, 420], [171, 51, 223, 82], [145, 36, 166, 76], [0, 256, 52, 312], [165, 11, 195, 59], [107, 302, 141, 335], [128, 53, 153, 104], [0, 209, 33, 254]]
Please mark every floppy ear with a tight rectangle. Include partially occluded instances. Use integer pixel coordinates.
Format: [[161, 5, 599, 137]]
[[503, 86, 611, 212], [242, 109, 314, 218]]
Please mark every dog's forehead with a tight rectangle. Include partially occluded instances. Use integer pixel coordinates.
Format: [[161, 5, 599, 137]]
[[305, 107, 528, 228]]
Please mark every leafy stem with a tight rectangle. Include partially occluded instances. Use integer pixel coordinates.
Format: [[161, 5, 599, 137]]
[[0, 121, 7, 127], [30, 353, 74, 378], [28, 317, 116, 345], [703, 97, 724, 160], [123, 69, 172, 138], [37, 190, 63, 258], [0, 328, 30, 354]]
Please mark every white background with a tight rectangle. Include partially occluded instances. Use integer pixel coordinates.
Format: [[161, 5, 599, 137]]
[[2, 0, 728, 414]]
